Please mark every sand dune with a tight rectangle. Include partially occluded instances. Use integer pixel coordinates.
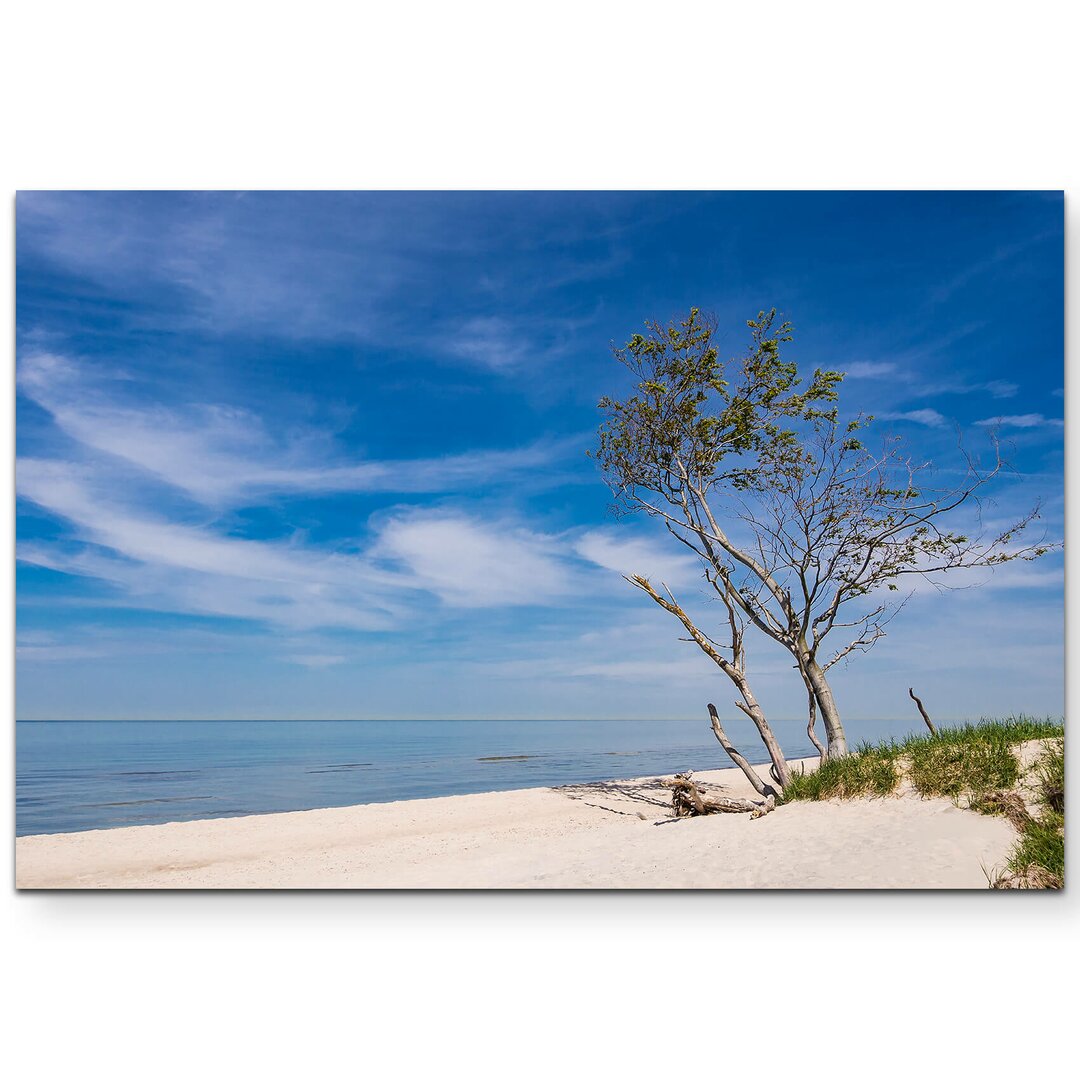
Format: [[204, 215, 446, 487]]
[[15, 758, 1015, 889]]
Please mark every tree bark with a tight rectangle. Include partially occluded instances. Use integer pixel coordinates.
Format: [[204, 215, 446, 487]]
[[799, 670, 829, 764], [707, 704, 777, 798], [627, 575, 793, 787], [731, 693, 793, 789], [804, 656, 849, 758], [664, 773, 776, 818]]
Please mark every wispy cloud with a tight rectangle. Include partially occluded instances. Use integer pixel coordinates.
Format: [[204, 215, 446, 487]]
[[15, 453, 595, 630], [14, 347, 611, 632], [876, 408, 949, 428], [977, 380, 1020, 400], [443, 310, 596, 374], [15, 635, 110, 662], [912, 378, 1019, 400], [15, 624, 275, 664], [843, 361, 898, 379], [974, 413, 1064, 429], [574, 530, 702, 589], [18, 352, 582, 506], [15, 192, 1063, 720], [446, 316, 532, 371], [375, 511, 578, 607], [841, 359, 1016, 401], [21, 342, 1057, 642], [16, 459, 412, 630], [931, 228, 1059, 304], [17, 192, 424, 342], [17, 192, 622, 362]]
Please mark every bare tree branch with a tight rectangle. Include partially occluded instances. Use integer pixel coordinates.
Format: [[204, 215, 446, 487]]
[[594, 308, 1057, 772]]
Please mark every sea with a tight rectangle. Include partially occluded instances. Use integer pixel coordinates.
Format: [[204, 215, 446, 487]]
[[16, 716, 950, 836]]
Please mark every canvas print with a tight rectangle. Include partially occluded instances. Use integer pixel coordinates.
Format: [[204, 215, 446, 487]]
[[14, 191, 1064, 889]]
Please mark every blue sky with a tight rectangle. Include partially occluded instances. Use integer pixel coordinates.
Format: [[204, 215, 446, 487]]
[[15, 191, 1064, 722]]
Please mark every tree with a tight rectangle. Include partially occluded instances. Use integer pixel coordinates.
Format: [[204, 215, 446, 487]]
[[594, 308, 1051, 781]]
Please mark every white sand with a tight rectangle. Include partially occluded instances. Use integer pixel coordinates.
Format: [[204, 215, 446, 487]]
[[15, 757, 1016, 889]]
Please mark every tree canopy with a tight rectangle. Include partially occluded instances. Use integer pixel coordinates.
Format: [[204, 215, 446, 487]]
[[595, 308, 1052, 770]]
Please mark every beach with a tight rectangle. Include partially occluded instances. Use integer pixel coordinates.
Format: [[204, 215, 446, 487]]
[[15, 756, 1016, 889]]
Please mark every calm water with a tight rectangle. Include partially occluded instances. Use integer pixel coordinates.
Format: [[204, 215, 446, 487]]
[[17, 717, 942, 836]]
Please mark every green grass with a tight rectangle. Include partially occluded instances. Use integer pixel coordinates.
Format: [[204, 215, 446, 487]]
[[1031, 736, 1065, 815], [782, 716, 1063, 804], [906, 716, 1063, 745], [781, 743, 900, 801], [905, 736, 1020, 798], [1007, 819, 1064, 884], [999, 738, 1064, 889]]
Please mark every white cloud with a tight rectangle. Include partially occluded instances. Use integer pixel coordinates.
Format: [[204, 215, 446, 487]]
[[837, 342, 1018, 401], [574, 529, 701, 588], [446, 316, 530, 371], [972, 561, 1064, 591], [375, 511, 576, 607], [442, 310, 593, 374], [17, 438, 596, 627], [16, 192, 399, 341], [974, 413, 1064, 429], [980, 380, 1020, 400], [843, 361, 897, 378], [15, 640, 108, 662], [877, 408, 949, 428], [14, 625, 275, 664], [17, 352, 576, 506], [17, 460, 393, 590], [16, 337, 616, 634], [909, 378, 1018, 399], [16, 458, 411, 631]]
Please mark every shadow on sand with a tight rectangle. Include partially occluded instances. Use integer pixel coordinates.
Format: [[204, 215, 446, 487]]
[[556, 772, 748, 823]]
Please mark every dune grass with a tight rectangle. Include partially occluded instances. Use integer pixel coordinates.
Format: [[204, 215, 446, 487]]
[[997, 738, 1064, 889], [905, 733, 1021, 798], [782, 716, 1063, 803], [781, 743, 901, 800]]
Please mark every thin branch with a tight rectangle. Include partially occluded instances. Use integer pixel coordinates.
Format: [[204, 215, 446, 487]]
[[908, 687, 937, 736]]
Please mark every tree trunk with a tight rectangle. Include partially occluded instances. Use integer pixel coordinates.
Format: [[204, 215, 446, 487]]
[[798, 669, 829, 764], [804, 657, 848, 758], [625, 575, 794, 787], [730, 686, 793, 789], [707, 703, 777, 798]]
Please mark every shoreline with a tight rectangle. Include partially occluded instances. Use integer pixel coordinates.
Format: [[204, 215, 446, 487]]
[[18, 715, 987, 838], [17, 747, 811, 841], [15, 755, 1017, 889]]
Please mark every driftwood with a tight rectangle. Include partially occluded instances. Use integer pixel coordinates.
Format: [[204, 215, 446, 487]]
[[908, 687, 937, 735], [663, 772, 776, 819]]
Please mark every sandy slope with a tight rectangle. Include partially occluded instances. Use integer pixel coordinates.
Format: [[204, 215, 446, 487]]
[[15, 758, 1016, 889]]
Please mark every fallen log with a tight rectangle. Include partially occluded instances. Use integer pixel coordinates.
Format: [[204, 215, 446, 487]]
[[663, 772, 777, 819]]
